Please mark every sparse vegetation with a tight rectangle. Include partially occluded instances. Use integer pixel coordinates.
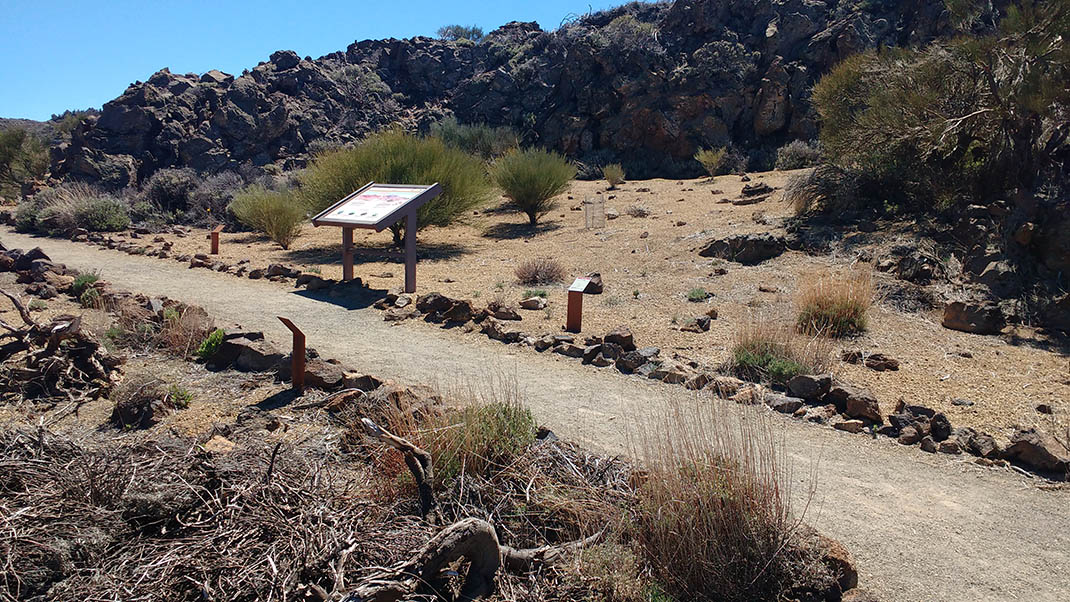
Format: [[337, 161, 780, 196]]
[[603, 163, 625, 189], [0, 126, 48, 199], [687, 287, 708, 302], [796, 270, 874, 337], [625, 204, 650, 218], [695, 146, 747, 177], [16, 183, 130, 234], [515, 256, 566, 285], [28, 299, 47, 311], [492, 148, 576, 225], [71, 271, 101, 297], [729, 318, 831, 385], [300, 130, 493, 244], [523, 289, 548, 298], [229, 185, 305, 249], [79, 287, 101, 309]]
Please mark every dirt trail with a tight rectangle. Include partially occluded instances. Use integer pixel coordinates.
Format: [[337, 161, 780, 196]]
[[3, 228, 1069, 602]]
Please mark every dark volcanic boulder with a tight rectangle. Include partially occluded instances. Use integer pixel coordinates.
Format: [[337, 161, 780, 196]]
[[942, 301, 1005, 335], [698, 234, 786, 265]]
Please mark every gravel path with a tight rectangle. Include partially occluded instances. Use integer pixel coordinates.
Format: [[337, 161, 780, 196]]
[[3, 229, 1069, 601]]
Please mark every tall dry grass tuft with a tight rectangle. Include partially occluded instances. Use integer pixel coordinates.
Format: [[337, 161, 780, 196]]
[[515, 256, 566, 285], [729, 317, 833, 385], [795, 269, 874, 337], [634, 401, 812, 602]]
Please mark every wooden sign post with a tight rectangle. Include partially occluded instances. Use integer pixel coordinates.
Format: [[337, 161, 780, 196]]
[[566, 277, 592, 333], [210, 225, 224, 255], [277, 317, 305, 394], [311, 182, 442, 294]]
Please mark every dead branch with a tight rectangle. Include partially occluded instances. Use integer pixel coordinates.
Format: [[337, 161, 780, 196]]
[[362, 417, 436, 517], [1, 289, 37, 329]]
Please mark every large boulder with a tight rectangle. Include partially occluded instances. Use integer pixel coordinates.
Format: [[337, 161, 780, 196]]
[[826, 383, 881, 423], [1004, 427, 1069, 477], [942, 301, 1004, 335], [603, 326, 636, 351], [698, 233, 786, 265]]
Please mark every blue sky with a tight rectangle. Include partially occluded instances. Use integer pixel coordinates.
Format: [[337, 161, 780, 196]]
[[0, 0, 620, 121]]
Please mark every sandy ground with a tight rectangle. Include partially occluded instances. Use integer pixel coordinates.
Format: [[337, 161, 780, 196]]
[[2, 228, 1068, 602], [56, 171, 1069, 440]]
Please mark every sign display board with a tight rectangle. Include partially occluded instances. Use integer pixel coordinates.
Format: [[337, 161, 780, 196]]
[[311, 182, 441, 231], [310, 182, 442, 293]]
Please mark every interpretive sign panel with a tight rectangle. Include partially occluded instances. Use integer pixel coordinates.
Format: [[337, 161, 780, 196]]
[[310, 181, 442, 293], [311, 182, 441, 231]]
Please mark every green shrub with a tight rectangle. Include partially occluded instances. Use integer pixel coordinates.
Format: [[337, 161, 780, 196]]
[[728, 319, 830, 385], [196, 328, 225, 360], [686, 287, 708, 302], [18, 183, 130, 234], [71, 271, 101, 297], [79, 287, 101, 309], [694, 148, 726, 176], [436, 24, 484, 41], [417, 400, 536, 485], [603, 163, 625, 189], [76, 196, 131, 231], [430, 117, 517, 159], [492, 148, 576, 225], [28, 299, 47, 311], [774, 140, 822, 170], [299, 130, 493, 245], [229, 186, 305, 249], [522, 289, 548, 298], [166, 384, 193, 409]]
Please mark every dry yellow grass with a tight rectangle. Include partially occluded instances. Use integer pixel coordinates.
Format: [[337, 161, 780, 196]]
[[796, 268, 874, 337]]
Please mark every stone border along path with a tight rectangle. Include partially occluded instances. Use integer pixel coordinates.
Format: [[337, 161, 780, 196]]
[[2, 227, 1069, 602]]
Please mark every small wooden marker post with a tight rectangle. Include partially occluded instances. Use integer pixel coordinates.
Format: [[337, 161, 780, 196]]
[[210, 225, 224, 255], [566, 277, 591, 333], [277, 317, 305, 394]]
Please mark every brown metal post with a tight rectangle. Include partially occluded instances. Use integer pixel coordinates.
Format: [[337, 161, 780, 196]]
[[404, 211, 417, 293], [342, 226, 354, 282], [210, 225, 224, 254], [277, 317, 305, 394], [566, 290, 583, 333]]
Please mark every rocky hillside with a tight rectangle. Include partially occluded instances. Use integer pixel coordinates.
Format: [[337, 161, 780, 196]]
[[52, 0, 951, 187]]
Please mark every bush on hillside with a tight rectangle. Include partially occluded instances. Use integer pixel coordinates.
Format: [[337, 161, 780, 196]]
[[430, 117, 518, 159], [437, 24, 484, 42], [141, 168, 198, 213], [229, 185, 305, 249], [492, 148, 576, 225], [299, 130, 493, 245], [774, 140, 823, 170], [695, 146, 746, 177], [809, 0, 1069, 214]]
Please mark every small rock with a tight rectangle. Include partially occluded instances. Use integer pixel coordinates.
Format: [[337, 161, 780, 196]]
[[584, 272, 604, 294], [827, 384, 881, 423], [553, 343, 586, 358], [766, 393, 805, 414], [942, 301, 1004, 334], [519, 296, 548, 310], [899, 426, 921, 445], [604, 326, 636, 351], [1035, 403, 1053, 415], [442, 300, 474, 323], [939, 439, 962, 454], [805, 404, 839, 424], [639, 231, 649, 239], [920, 436, 938, 453], [384, 306, 419, 322], [679, 316, 711, 333], [951, 398, 975, 407], [787, 374, 832, 401], [1004, 427, 1070, 475], [833, 419, 865, 434], [492, 306, 522, 321], [930, 413, 952, 442], [248, 269, 264, 279]]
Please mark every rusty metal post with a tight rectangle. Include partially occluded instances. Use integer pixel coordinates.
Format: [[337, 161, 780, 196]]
[[277, 317, 305, 394], [404, 211, 417, 293], [566, 290, 583, 333], [210, 225, 224, 254], [342, 226, 354, 282]]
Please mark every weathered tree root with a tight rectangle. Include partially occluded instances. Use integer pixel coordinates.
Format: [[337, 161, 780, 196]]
[[331, 517, 601, 602], [331, 420, 604, 602]]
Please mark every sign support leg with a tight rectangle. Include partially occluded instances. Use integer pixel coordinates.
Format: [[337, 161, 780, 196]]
[[566, 290, 583, 333], [342, 226, 354, 282], [404, 211, 417, 293], [277, 317, 305, 395]]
